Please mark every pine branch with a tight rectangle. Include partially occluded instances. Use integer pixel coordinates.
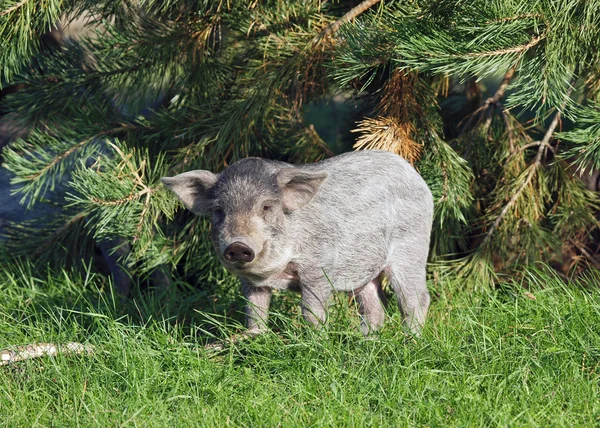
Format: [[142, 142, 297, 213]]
[[464, 33, 545, 59], [487, 13, 544, 25], [460, 66, 516, 135], [316, 0, 382, 41], [31, 211, 88, 258], [559, 103, 600, 172], [0, 0, 66, 85], [569, 239, 600, 270], [0, 0, 30, 17], [25, 135, 95, 182], [200, 1, 382, 164], [304, 124, 334, 158], [352, 116, 422, 164], [483, 84, 575, 245], [487, 66, 517, 105]]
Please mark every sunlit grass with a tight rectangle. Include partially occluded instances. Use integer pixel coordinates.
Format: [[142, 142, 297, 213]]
[[1, 261, 599, 426]]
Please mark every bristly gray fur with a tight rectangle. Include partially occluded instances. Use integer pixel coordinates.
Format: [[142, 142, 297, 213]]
[[162, 150, 433, 335]]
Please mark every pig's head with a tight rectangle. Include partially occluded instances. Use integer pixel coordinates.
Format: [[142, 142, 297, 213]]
[[161, 158, 327, 277]]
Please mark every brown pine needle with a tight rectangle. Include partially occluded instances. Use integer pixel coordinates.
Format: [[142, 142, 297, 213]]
[[352, 117, 422, 164]]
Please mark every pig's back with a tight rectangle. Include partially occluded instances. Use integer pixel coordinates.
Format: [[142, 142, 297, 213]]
[[290, 150, 433, 289], [305, 150, 432, 220]]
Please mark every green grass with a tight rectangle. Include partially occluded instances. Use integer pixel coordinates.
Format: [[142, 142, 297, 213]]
[[1, 262, 599, 427]]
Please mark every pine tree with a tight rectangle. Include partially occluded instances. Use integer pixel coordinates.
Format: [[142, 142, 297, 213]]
[[1, 0, 599, 290], [332, 0, 600, 285]]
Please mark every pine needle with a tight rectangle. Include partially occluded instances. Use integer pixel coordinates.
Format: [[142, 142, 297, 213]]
[[352, 116, 422, 164]]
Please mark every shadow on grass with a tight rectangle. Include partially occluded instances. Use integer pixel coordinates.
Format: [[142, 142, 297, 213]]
[[0, 255, 251, 346], [2, 251, 600, 353]]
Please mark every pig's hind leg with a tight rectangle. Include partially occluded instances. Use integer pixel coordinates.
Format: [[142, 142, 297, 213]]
[[386, 239, 430, 335], [354, 275, 386, 335], [300, 285, 333, 328]]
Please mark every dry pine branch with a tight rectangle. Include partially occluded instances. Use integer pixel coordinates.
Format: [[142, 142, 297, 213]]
[[352, 117, 422, 164]]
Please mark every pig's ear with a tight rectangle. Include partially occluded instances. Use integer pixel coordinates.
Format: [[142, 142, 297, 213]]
[[277, 168, 328, 211], [161, 170, 218, 215]]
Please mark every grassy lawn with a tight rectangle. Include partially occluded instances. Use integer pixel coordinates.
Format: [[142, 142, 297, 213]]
[[1, 262, 599, 427]]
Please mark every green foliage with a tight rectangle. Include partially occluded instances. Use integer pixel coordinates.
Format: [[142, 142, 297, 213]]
[[2, 0, 600, 286], [2, 127, 104, 207], [560, 103, 600, 171], [0, 0, 66, 85], [334, 0, 600, 279]]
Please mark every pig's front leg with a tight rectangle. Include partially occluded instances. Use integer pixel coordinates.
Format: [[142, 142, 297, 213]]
[[241, 280, 272, 335]]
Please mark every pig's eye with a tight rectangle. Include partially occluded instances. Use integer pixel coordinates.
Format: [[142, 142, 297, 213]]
[[213, 209, 224, 220], [262, 204, 272, 212]]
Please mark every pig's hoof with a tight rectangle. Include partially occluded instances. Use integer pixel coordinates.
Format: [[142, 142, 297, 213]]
[[204, 341, 227, 352], [244, 328, 268, 337], [203, 330, 267, 352]]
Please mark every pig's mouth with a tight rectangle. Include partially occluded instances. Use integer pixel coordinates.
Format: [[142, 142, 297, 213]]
[[230, 260, 253, 270]]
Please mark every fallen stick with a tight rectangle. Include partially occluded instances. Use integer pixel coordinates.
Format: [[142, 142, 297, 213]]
[[1, 342, 94, 366]]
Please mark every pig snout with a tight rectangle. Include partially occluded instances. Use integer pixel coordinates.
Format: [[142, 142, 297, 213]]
[[223, 241, 255, 263]]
